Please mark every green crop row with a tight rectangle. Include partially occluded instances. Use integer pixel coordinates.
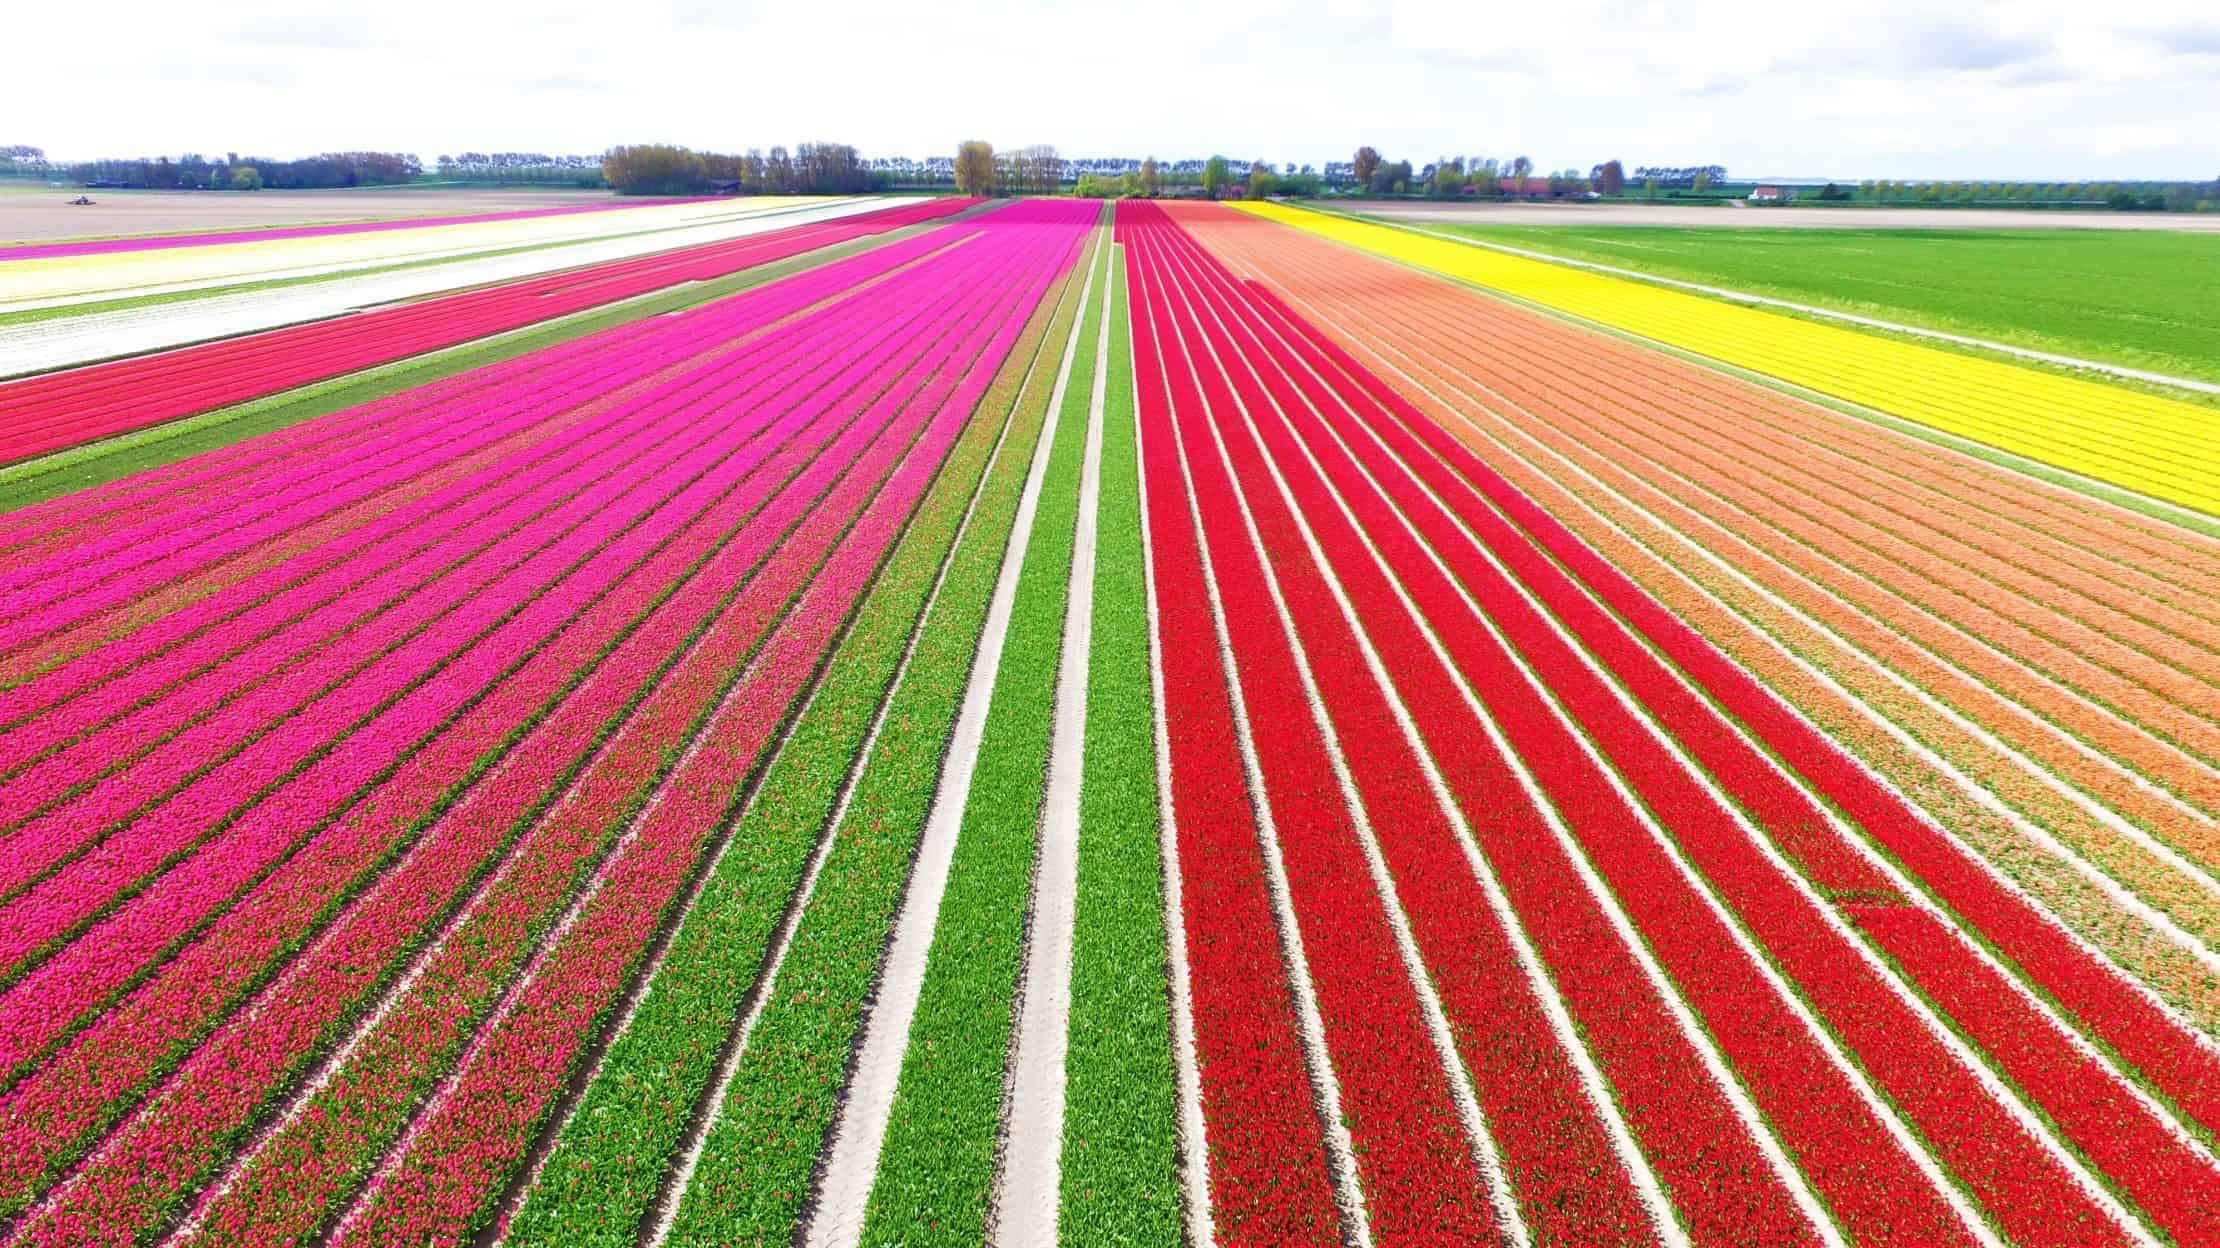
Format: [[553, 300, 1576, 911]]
[[644, 229, 1091, 1246], [1059, 246, 1183, 1247], [495, 255, 1069, 1248], [855, 228, 1110, 1247]]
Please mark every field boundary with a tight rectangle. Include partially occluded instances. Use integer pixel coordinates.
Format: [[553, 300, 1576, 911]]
[[1269, 204, 2220, 542], [1302, 201, 2220, 399], [0, 213, 982, 515]]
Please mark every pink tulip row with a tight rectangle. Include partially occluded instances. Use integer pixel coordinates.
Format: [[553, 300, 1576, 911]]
[[0, 210, 967, 571], [0, 200, 977, 468], [0, 219, 976, 677], [0, 207, 1065, 1244], [280, 201, 1097, 1248], [0, 391, 782, 1001], [0, 224, 977, 868], [0, 209, 971, 561], [151, 214, 1080, 1248], [0, 223, 977, 750], [0, 330, 931, 1238], [0, 221, 1012, 1075]]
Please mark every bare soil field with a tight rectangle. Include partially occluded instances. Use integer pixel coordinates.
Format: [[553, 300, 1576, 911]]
[[0, 186, 622, 243], [1352, 199, 2220, 231]]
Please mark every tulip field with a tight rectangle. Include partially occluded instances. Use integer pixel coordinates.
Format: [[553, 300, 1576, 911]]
[[1240, 202, 2220, 517], [0, 192, 2213, 1248]]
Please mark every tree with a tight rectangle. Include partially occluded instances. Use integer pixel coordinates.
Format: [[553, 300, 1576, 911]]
[[1510, 155, 1534, 183], [1595, 159, 1626, 196], [1691, 170, 1713, 194], [229, 165, 262, 191], [602, 145, 709, 195], [1140, 156, 1161, 196], [1247, 160, 1278, 200], [1352, 145, 1382, 193], [1120, 171, 1144, 197], [953, 140, 995, 195], [1644, 175, 1660, 199], [1430, 157, 1465, 198], [1202, 155, 1231, 198]]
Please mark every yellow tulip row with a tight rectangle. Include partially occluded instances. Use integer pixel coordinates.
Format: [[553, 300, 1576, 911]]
[[1237, 202, 2220, 517]]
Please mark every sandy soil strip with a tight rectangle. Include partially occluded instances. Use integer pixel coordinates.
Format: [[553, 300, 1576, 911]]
[[801, 248, 1091, 1248], [992, 232, 1106, 1247]]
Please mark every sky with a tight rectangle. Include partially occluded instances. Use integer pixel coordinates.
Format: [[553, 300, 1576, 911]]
[[8, 0, 2218, 181]]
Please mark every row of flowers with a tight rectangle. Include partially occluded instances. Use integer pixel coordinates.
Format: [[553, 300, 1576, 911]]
[[1232, 220, 2220, 1245], [0, 216, 1009, 1240], [0, 199, 978, 468]]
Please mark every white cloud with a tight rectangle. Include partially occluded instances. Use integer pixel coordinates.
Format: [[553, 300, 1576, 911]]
[[4, 0, 2213, 178]]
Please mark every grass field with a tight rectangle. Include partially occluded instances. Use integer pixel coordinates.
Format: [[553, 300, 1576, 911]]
[[1403, 223, 2220, 383]]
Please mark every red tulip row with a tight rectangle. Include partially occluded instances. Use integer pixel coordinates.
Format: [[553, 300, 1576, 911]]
[[1127, 206, 1655, 1243], [1226, 247, 2220, 1243], [0, 198, 976, 466], [1124, 196, 2220, 1246], [1117, 205, 1346, 1245], [1126, 205, 1505, 1246], [1127, 200, 1805, 1246]]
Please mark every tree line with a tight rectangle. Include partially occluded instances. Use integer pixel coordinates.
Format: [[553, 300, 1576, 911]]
[[601, 143, 878, 195], [37, 151, 423, 191], [12, 138, 2213, 213]]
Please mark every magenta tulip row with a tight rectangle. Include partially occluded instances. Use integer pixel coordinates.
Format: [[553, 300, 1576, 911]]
[[0, 200, 976, 466], [0, 214, 1008, 1075], [0, 202, 1094, 1247]]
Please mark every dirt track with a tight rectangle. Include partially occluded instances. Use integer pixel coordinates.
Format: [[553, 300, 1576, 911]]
[[1351, 200, 2220, 231], [0, 186, 619, 243]]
